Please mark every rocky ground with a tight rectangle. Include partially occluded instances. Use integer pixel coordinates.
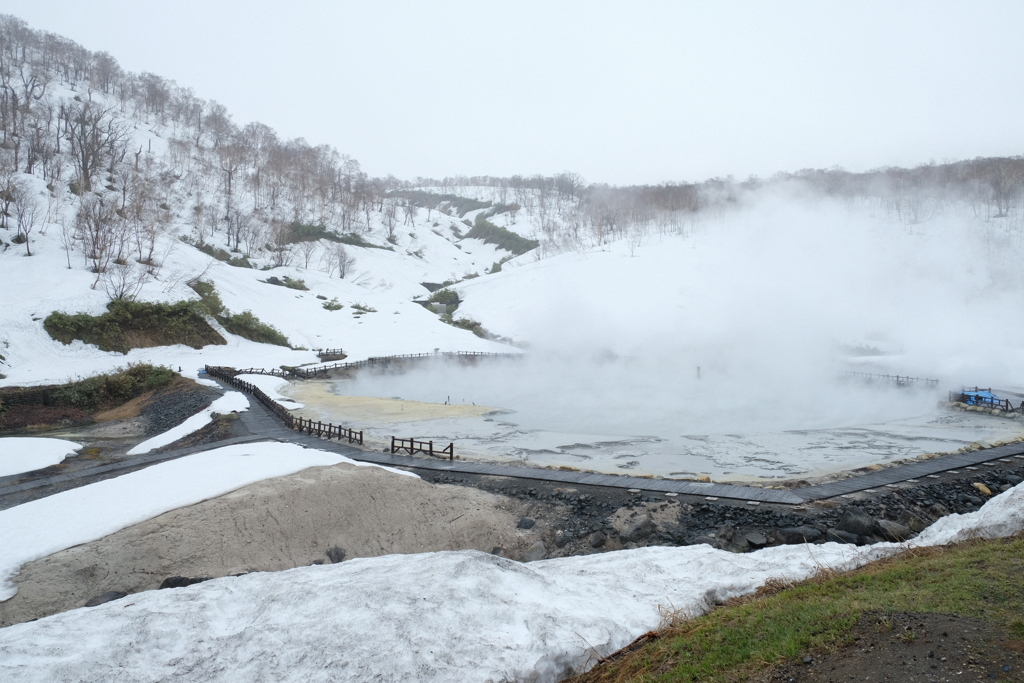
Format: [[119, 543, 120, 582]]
[[424, 456, 1024, 559], [764, 612, 1024, 682]]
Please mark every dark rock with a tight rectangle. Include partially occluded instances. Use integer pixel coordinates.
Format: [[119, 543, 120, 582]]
[[326, 547, 347, 564], [1004, 474, 1023, 486], [316, 294, 327, 300], [744, 531, 769, 548], [876, 519, 913, 542], [928, 503, 950, 518], [897, 510, 929, 533], [836, 507, 877, 537], [266, 276, 283, 286], [84, 591, 127, 607], [554, 533, 570, 548], [690, 535, 716, 547], [590, 531, 607, 548], [774, 526, 823, 545], [965, 496, 983, 506], [517, 517, 536, 530], [521, 540, 547, 561], [826, 529, 859, 545], [716, 524, 735, 542], [621, 514, 656, 543], [159, 576, 211, 590], [728, 536, 750, 553], [490, 546, 503, 555]]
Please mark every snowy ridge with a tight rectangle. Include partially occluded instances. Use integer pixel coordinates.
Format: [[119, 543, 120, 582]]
[[0, 482, 1021, 682]]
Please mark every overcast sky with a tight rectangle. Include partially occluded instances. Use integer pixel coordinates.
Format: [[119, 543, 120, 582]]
[[3, 1, 1023, 185]]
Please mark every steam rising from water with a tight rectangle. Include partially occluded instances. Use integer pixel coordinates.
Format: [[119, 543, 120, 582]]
[[339, 195, 1024, 477]]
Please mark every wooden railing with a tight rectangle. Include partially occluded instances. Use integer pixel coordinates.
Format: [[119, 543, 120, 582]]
[[842, 371, 940, 388], [285, 350, 519, 379], [316, 348, 346, 361], [207, 352, 518, 455], [205, 364, 363, 445], [391, 436, 454, 461], [949, 387, 1023, 413]]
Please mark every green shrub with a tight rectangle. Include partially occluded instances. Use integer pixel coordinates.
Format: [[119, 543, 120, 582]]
[[322, 298, 344, 311], [351, 303, 377, 313], [388, 191, 492, 217], [465, 216, 539, 256], [440, 314, 488, 338], [188, 279, 226, 317], [187, 280, 291, 347], [285, 223, 393, 251], [179, 236, 252, 267], [428, 289, 460, 307], [488, 256, 512, 274], [218, 310, 290, 347], [52, 364, 176, 410], [44, 300, 226, 354], [281, 276, 308, 291]]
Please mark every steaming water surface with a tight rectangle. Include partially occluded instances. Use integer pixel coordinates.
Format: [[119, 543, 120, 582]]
[[289, 357, 1024, 481]]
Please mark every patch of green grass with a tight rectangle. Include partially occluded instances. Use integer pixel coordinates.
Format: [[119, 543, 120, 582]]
[[428, 288, 460, 308], [217, 310, 290, 347], [572, 535, 1024, 683], [280, 276, 307, 290], [52, 364, 176, 411], [188, 279, 226, 317], [464, 215, 539, 256], [390, 191, 492, 217], [285, 223, 393, 251], [189, 279, 290, 347], [179, 235, 252, 268], [44, 300, 226, 354], [441, 314, 488, 338], [488, 255, 513, 274]]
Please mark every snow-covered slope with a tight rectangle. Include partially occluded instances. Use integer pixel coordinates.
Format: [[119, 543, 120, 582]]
[[1, 480, 1021, 682]]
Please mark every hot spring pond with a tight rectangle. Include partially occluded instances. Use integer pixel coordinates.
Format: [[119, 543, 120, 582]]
[[281, 357, 1024, 482]]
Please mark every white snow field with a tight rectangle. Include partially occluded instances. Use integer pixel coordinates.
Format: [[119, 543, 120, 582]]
[[0, 438, 82, 478], [0, 483, 1021, 682], [126, 391, 250, 455], [0, 442, 419, 602]]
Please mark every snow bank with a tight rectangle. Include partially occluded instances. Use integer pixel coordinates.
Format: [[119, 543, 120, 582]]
[[0, 438, 81, 478], [1, 483, 1021, 682], [0, 442, 353, 601], [235, 374, 303, 408], [126, 392, 249, 455]]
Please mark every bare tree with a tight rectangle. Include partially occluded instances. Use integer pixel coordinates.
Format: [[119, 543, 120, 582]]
[[323, 242, 356, 278], [56, 212, 76, 269], [101, 262, 149, 301], [11, 179, 41, 255], [61, 100, 131, 192], [76, 194, 117, 285], [268, 220, 294, 268], [297, 237, 318, 269], [382, 198, 399, 242], [401, 200, 418, 226]]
